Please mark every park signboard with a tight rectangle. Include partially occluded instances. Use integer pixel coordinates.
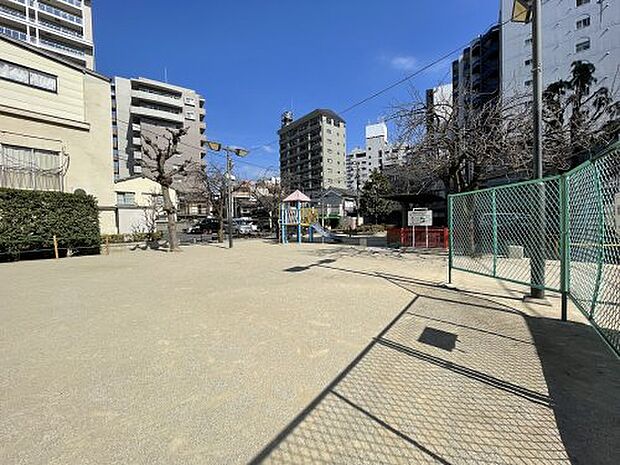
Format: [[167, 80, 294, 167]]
[[408, 209, 433, 227]]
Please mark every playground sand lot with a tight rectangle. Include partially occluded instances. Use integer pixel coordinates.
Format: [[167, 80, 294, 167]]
[[1, 240, 618, 464]]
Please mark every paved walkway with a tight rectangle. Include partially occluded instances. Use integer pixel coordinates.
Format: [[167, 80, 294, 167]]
[[1, 241, 618, 464]]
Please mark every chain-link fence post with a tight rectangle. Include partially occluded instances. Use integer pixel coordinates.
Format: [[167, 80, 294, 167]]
[[447, 195, 453, 285], [560, 176, 569, 321]]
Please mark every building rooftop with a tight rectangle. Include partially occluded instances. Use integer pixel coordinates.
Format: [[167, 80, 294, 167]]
[[278, 108, 345, 134], [0, 34, 109, 82]]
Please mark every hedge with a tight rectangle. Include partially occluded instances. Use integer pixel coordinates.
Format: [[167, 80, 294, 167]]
[[0, 188, 101, 257]]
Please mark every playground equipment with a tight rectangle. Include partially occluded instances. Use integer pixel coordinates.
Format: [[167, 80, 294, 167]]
[[280, 190, 327, 244]]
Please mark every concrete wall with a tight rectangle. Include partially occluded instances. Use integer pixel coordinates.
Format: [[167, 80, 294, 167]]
[[0, 37, 115, 233], [501, 0, 620, 97], [114, 177, 177, 234]]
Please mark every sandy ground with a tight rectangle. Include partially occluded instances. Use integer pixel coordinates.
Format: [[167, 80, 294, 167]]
[[1, 240, 618, 464]]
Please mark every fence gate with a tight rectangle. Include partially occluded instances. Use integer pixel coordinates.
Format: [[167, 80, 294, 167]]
[[448, 142, 620, 356]]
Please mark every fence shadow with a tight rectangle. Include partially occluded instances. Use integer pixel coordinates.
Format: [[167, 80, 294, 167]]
[[249, 266, 619, 464]]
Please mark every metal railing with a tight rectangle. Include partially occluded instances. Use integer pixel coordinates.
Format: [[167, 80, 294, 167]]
[[448, 142, 620, 355]]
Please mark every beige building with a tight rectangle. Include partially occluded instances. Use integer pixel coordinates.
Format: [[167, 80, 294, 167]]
[[114, 176, 177, 235], [0, 34, 115, 233], [0, 0, 94, 69], [111, 76, 206, 183], [278, 109, 346, 199]]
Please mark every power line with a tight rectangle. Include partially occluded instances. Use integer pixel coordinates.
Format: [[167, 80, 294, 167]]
[[116, 15, 531, 174], [247, 15, 533, 153], [245, 37, 470, 152], [113, 117, 278, 172]]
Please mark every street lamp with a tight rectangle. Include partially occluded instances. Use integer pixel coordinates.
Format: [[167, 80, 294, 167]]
[[206, 140, 250, 249], [512, 0, 546, 299]]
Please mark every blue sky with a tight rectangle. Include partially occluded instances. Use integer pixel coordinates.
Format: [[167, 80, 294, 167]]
[[94, 0, 501, 178]]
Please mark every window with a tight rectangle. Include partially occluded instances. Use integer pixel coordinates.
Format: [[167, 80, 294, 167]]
[[576, 16, 591, 30], [524, 37, 532, 46], [186, 111, 196, 120], [184, 96, 196, 106], [117, 192, 136, 206], [576, 39, 590, 53], [524, 58, 532, 66], [576, 0, 590, 6], [0, 59, 57, 92], [1, 145, 63, 191], [525, 80, 533, 87]]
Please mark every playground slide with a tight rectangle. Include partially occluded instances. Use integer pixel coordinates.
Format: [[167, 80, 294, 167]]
[[310, 223, 341, 242]]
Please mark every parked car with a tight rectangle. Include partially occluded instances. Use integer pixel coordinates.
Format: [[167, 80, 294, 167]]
[[230, 218, 258, 235], [188, 218, 220, 235]]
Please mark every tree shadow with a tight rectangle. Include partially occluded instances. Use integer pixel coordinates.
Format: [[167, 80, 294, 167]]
[[249, 265, 619, 464]]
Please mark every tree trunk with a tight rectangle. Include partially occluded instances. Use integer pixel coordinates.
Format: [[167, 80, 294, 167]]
[[217, 204, 224, 243], [162, 185, 180, 252]]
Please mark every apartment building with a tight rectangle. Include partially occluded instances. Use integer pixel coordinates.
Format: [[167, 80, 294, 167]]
[[345, 122, 406, 191], [452, 24, 501, 123], [111, 76, 206, 185], [500, 0, 620, 97], [0, 34, 115, 232], [0, 0, 94, 69], [278, 109, 347, 198]]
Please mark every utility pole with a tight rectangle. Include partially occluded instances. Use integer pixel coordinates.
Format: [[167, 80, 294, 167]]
[[355, 161, 361, 228], [226, 150, 234, 249], [206, 140, 250, 250], [530, 0, 545, 298], [511, 0, 545, 298]]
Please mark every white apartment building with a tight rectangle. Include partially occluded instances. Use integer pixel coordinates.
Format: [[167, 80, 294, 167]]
[[346, 122, 406, 190], [500, 0, 620, 97], [0, 0, 94, 69], [111, 76, 206, 183], [278, 109, 347, 198]]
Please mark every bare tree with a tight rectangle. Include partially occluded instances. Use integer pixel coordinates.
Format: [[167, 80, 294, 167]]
[[189, 162, 228, 242], [251, 174, 284, 239], [390, 62, 619, 196], [141, 128, 191, 251], [142, 192, 163, 243]]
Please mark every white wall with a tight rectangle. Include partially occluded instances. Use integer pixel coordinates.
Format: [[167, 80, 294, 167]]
[[501, 0, 620, 97]]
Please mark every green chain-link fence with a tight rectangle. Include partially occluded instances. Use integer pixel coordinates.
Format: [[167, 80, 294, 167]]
[[449, 142, 620, 356]]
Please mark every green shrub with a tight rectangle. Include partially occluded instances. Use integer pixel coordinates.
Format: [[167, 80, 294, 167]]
[[101, 231, 163, 244], [356, 224, 386, 234], [0, 188, 100, 257]]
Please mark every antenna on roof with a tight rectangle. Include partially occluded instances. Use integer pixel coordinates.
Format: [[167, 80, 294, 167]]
[[164, 67, 168, 83]]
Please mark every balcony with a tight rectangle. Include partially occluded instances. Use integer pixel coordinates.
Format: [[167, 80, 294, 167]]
[[132, 90, 183, 108], [133, 151, 143, 160], [34, 1, 83, 25], [132, 123, 141, 132], [38, 37, 85, 57], [37, 18, 90, 46], [130, 105, 184, 124], [45, 0, 82, 14], [0, 24, 26, 42], [0, 4, 26, 22], [132, 137, 141, 146]]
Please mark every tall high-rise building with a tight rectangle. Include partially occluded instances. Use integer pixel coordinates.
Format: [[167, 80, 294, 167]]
[[452, 24, 501, 123], [500, 0, 620, 98], [111, 76, 206, 183], [345, 122, 407, 191], [278, 109, 347, 198], [0, 0, 94, 69]]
